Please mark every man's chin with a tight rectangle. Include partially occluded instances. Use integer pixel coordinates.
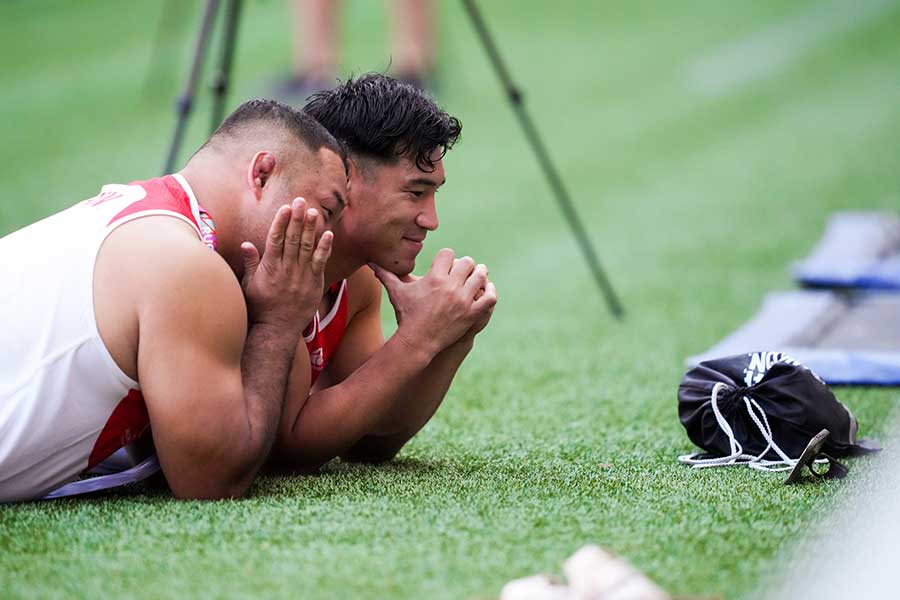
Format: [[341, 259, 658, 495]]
[[381, 256, 416, 277], [393, 262, 416, 277]]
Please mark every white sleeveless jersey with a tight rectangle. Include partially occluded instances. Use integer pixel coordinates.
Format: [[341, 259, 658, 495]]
[[0, 174, 216, 502]]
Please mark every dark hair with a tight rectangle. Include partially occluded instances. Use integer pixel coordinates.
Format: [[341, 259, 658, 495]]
[[206, 99, 348, 171], [303, 73, 462, 172]]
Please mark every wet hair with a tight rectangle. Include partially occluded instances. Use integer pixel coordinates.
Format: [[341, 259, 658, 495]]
[[303, 73, 462, 172], [203, 99, 348, 172]]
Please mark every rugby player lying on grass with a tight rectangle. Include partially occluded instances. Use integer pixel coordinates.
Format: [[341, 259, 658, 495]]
[[269, 74, 498, 470], [0, 77, 495, 502], [0, 102, 347, 502]]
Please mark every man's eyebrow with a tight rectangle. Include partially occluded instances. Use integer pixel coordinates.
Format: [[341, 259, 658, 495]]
[[408, 177, 446, 188], [333, 191, 346, 209]]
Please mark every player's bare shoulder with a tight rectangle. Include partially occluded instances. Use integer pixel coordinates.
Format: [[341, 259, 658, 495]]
[[94, 215, 243, 381]]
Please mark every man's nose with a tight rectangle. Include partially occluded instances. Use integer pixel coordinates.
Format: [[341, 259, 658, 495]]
[[416, 197, 439, 231]]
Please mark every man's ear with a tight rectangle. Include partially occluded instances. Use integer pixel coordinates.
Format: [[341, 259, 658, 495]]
[[247, 151, 277, 200], [345, 161, 356, 205], [345, 157, 368, 206]]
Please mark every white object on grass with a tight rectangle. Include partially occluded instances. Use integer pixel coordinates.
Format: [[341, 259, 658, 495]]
[[764, 417, 900, 600], [563, 545, 670, 600], [499, 574, 571, 600]]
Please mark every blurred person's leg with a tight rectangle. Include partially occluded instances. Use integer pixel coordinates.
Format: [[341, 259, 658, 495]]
[[388, 0, 437, 88], [276, 0, 340, 101], [293, 0, 340, 82]]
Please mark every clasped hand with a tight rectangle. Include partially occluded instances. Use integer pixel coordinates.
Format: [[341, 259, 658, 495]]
[[370, 248, 498, 357]]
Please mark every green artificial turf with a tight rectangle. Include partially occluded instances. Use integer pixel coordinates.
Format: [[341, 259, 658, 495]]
[[2, 1, 900, 598]]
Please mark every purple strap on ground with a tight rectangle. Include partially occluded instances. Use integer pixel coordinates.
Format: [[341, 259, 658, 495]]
[[42, 454, 161, 500]]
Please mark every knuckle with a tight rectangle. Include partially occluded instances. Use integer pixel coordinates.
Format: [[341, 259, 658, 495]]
[[258, 260, 277, 279]]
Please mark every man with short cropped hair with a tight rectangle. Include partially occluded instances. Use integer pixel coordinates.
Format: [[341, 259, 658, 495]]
[[269, 74, 498, 468], [0, 100, 347, 502]]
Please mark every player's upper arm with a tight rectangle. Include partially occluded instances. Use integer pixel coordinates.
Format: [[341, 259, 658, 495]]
[[130, 219, 252, 498], [317, 267, 386, 387]]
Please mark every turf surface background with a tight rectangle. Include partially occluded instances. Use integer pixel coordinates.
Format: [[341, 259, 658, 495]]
[[1, 1, 899, 598]]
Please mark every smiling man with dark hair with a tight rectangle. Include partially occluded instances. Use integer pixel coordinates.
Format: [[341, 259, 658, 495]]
[[269, 74, 497, 468]]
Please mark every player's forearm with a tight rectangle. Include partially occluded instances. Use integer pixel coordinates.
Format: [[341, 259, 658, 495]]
[[340, 336, 473, 464], [272, 334, 434, 468], [228, 323, 301, 488], [373, 336, 473, 435], [162, 323, 301, 500]]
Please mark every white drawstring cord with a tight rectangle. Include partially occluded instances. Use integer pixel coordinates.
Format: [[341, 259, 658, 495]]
[[678, 382, 820, 472], [741, 395, 796, 471]]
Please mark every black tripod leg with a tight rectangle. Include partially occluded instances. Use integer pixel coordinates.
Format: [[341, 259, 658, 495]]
[[143, 0, 187, 99], [513, 104, 625, 319], [163, 0, 221, 174], [210, 0, 243, 132], [460, 0, 624, 319]]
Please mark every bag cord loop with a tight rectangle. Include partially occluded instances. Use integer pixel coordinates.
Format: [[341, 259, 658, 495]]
[[678, 382, 822, 472]]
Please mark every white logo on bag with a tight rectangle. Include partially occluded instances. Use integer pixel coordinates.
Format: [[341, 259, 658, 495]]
[[743, 351, 803, 386]]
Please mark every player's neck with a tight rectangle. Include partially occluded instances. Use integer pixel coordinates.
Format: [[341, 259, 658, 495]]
[[324, 248, 366, 287], [323, 230, 368, 286], [176, 162, 243, 275]]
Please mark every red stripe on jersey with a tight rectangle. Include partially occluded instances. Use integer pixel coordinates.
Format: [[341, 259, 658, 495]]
[[306, 281, 349, 387], [87, 389, 151, 470], [109, 175, 199, 229]]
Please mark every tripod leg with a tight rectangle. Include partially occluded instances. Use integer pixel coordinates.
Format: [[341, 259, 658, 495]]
[[143, 0, 188, 99], [210, 0, 243, 132], [163, 0, 221, 174], [460, 0, 624, 319]]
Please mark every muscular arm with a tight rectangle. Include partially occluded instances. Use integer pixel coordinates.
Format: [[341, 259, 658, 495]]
[[133, 201, 328, 498], [342, 334, 474, 463], [273, 256, 494, 469], [136, 235, 296, 498]]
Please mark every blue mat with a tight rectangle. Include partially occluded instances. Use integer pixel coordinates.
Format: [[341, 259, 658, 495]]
[[688, 290, 900, 386], [793, 212, 900, 290]]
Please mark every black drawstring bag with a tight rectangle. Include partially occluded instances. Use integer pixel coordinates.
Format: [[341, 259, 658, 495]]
[[678, 352, 880, 472]]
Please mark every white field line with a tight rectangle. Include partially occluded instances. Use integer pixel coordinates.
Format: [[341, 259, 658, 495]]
[[687, 0, 897, 96]]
